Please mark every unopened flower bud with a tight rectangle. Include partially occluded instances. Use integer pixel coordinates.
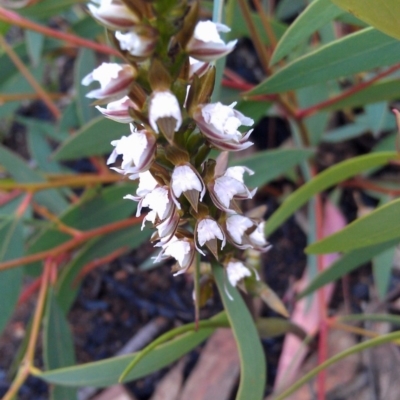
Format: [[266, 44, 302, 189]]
[[96, 96, 137, 123], [148, 90, 182, 138], [186, 21, 237, 62], [88, 0, 140, 30]]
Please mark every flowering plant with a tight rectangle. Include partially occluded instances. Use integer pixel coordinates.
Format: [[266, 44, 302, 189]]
[[1, 0, 400, 399]]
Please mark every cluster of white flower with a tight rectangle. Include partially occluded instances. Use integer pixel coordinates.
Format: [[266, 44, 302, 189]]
[[82, 0, 270, 288]]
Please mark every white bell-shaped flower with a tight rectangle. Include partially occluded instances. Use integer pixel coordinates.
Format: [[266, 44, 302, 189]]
[[82, 63, 136, 100], [194, 102, 254, 151], [154, 236, 195, 275], [195, 218, 225, 257], [115, 29, 156, 58], [107, 125, 156, 180], [209, 166, 256, 212], [225, 214, 253, 247], [226, 260, 251, 287], [186, 21, 237, 62]]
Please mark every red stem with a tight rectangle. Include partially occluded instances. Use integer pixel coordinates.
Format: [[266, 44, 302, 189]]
[[297, 63, 400, 119], [0, 7, 121, 57]]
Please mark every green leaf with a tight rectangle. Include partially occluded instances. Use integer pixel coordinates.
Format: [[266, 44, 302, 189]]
[[271, 0, 343, 65], [373, 246, 395, 299], [25, 30, 44, 67], [339, 313, 400, 325], [266, 151, 398, 236], [230, 149, 314, 188], [0, 217, 24, 335], [19, 0, 86, 19], [43, 290, 77, 400], [38, 322, 219, 387], [299, 238, 399, 298], [331, 0, 400, 41], [0, 145, 68, 214], [306, 198, 400, 254], [213, 263, 266, 400], [53, 117, 131, 160], [274, 329, 400, 400], [248, 28, 400, 95], [74, 48, 98, 125], [25, 184, 137, 273]]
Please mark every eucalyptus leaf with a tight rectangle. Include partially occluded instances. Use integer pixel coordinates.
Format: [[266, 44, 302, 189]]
[[213, 263, 266, 400], [266, 152, 398, 236], [249, 28, 400, 95], [271, 0, 343, 65], [331, 0, 400, 41], [306, 198, 400, 253]]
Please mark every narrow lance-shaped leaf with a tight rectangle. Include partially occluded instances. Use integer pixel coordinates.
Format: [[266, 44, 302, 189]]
[[265, 152, 398, 236], [38, 315, 227, 387], [248, 28, 400, 95], [306, 197, 400, 254], [212, 262, 266, 400], [0, 217, 24, 335], [271, 0, 343, 65], [331, 0, 400, 41]]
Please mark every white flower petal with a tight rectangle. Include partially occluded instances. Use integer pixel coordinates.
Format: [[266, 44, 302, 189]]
[[149, 91, 182, 133], [197, 219, 224, 247], [226, 214, 253, 244], [214, 176, 248, 208], [171, 165, 202, 198], [227, 261, 251, 287]]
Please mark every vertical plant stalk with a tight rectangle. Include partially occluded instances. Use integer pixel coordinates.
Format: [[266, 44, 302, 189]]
[[0, 34, 61, 120], [315, 193, 327, 400], [3, 259, 52, 400]]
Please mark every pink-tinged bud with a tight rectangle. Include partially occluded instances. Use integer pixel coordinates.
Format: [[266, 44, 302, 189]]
[[189, 57, 210, 79], [87, 0, 140, 30], [96, 96, 138, 123], [226, 260, 251, 287], [115, 26, 157, 59], [148, 91, 182, 135], [107, 125, 156, 180], [82, 63, 136, 101], [194, 102, 254, 151], [186, 21, 237, 62]]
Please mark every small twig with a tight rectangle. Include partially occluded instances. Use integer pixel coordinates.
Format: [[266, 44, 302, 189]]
[[3, 259, 52, 400], [0, 173, 122, 192], [0, 216, 143, 272], [0, 7, 121, 56], [297, 63, 400, 119], [0, 34, 61, 119]]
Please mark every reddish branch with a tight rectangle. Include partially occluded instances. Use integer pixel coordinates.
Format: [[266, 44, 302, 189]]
[[296, 63, 400, 119], [0, 7, 121, 57], [0, 216, 143, 272]]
